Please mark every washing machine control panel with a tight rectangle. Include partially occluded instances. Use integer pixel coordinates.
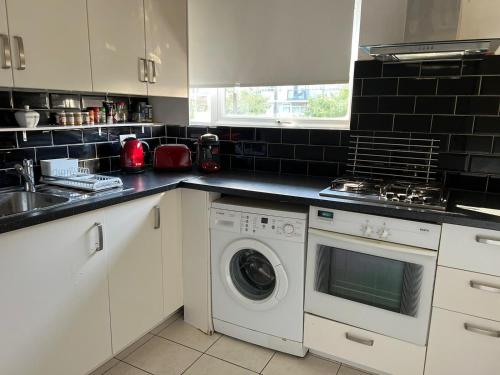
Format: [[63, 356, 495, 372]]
[[211, 209, 305, 242]]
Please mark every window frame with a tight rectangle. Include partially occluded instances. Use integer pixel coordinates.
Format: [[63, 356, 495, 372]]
[[189, 87, 351, 130]]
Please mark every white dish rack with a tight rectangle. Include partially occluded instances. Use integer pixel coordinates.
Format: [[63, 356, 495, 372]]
[[42, 167, 124, 192]]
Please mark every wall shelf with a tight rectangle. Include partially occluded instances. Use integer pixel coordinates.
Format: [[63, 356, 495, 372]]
[[0, 122, 165, 132]]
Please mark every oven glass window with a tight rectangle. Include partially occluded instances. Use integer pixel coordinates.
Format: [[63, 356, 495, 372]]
[[230, 249, 276, 301], [315, 245, 423, 316]]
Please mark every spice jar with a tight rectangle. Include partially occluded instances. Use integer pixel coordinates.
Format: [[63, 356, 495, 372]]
[[66, 112, 75, 126], [74, 111, 83, 126], [56, 111, 66, 126], [87, 109, 95, 125], [81, 111, 90, 125]]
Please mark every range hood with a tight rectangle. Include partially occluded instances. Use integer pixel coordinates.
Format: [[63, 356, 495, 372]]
[[361, 39, 500, 62]]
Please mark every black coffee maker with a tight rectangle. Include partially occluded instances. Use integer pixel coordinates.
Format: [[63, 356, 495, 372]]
[[196, 133, 221, 172]]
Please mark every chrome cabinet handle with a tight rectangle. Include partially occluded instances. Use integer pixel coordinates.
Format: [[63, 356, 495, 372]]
[[470, 280, 500, 294], [345, 332, 374, 346], [13, 36, 25, 70], [476, 235, 500, 246], [148, 59, 156, 83], [95, 222, 104, 251], [139, 58, 148, 82], [464, 323, 500, 338], [0, 34, 11, 69], [154, 205, 161, 229]]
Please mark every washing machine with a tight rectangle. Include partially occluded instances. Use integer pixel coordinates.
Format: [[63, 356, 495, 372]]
[[210, 196, 308, 356]]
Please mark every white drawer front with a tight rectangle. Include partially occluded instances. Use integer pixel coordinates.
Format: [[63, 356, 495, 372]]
[[425, 308, 500, 375], [439, 224, 500, 276], [434, 266, 500, 321], [304, 313, 425, 375]]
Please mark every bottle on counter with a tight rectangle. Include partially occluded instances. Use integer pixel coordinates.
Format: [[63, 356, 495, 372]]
[[100, 108, 106, 124]]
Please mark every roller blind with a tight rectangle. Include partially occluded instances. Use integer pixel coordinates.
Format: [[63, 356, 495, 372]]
[[188, 0, 356, 88]]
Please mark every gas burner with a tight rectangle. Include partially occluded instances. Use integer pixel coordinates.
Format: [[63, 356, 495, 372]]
[[321, 176, 448, 211]]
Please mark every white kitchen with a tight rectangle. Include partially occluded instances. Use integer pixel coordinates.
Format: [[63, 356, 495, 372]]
[[0, 1, 499, 375]]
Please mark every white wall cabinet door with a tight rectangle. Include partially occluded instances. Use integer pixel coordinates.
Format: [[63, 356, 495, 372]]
[[105, 194, 164, 353], [458, 0, 500, 39], [6, 0, 92, 91], [145, 0, 188, 97], [161, 189, 183, 317], [0, 0, 12, 87], [87, 0, 147, 95], [0, 211, 111, 375]]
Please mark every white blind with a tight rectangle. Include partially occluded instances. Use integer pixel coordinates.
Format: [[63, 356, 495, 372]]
[[188, 0, 356, 88]]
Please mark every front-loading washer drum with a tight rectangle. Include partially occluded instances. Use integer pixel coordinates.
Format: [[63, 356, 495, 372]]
[[221, 238, 289, 311]]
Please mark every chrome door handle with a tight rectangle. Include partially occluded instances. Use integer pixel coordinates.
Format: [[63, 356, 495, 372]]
[[95, 222, 104, 251], [464, 323, 500, 338], [0, 34, 11, 69], [345, 332, 374, 346], [13, 36, 25, 70], [154, 205, 161, 229], [476, 235, 500, 246], [139, 58, 148, 82], [148, 59, 156, 83], [470, 280, 500, 294]]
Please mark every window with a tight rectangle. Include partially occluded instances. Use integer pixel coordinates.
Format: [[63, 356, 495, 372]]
[[189, 83, 350, 128]]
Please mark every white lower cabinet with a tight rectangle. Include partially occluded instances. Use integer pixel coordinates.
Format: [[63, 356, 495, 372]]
[[304, 313, 426, 375], [425, 307, 500, 375], [105, 194, 164, 354], [0, 210, 112, 375]]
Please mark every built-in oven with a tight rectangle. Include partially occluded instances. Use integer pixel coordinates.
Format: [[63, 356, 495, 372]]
[[305, 207, 442, 346]]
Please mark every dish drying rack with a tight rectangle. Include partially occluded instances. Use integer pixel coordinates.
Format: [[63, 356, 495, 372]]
[[42, 167, 123, 192]]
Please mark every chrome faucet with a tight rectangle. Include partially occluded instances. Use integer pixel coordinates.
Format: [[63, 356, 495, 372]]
[[14, 159, 36, 192]]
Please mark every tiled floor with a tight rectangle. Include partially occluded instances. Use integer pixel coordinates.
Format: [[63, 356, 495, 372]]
[[96, 317, 372, 375]]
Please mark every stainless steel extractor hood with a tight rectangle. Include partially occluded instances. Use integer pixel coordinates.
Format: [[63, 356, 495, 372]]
[[361, 39, 500, 62]]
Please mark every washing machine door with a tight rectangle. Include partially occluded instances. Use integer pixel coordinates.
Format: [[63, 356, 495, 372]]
[[220, 238, 289, 311]]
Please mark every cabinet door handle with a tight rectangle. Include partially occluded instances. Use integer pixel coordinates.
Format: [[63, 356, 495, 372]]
[[345, 332, 374, 346], [470, 280, 500, 294], [95, 222, 104, 251], [0, 34, 11, 69], [476, 235, 500, 246], [154, 205, 161, 229], [148, 59, 157, 83], [464, 323, 500, 338], [13, 36, 25, 70], [139, 58, 148, 82]]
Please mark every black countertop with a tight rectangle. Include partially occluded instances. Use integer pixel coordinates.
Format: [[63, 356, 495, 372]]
[[1, 169, 500, 235]]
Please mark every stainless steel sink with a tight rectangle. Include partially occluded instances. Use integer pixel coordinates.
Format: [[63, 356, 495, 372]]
[[0, 191, 70, 218]]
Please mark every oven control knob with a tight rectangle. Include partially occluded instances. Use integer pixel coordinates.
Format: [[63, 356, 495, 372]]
[[283, 224, 294, 234]]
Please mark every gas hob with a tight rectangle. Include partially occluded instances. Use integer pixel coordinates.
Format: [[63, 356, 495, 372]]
[[319, 177, 448, 211]]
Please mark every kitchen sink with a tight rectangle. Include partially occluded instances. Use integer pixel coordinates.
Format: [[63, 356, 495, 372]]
[[0, 191, 70, 218]]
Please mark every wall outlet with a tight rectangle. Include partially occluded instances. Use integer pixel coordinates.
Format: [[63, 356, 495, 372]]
[[119, 134, 136, 145]]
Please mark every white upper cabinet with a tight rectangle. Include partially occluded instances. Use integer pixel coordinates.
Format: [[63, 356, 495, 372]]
[[145, 0, 188, 97], [105, 194, 164, 353], [458, 0, 500, 39], [0, 0, 12, 87], [6, 0, 92, 91], [0, 211, 112, 375], [87, 0, 148, 95]]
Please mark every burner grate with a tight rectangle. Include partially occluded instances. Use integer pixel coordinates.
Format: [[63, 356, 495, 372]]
[[347, 135, 440, 183]]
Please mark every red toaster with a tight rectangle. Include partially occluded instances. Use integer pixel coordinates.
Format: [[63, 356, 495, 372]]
[[153, 144, 192, 171]]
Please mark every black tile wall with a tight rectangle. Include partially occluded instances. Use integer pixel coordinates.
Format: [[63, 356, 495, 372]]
[[352, 56, 500, 192]]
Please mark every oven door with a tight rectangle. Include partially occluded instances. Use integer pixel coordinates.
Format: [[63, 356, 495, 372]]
[[305, 228, 437, 346]]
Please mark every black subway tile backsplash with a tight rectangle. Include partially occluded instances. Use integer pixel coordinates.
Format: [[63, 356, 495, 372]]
[[83, 128, 109, 143], [398, 78, 437, 95], [462, 56, 500, 76], [450, 135, 493, 153], [281, 159, 307, 175], [383, 62, 420, 77], [69, 144, 96, 159], [18, 131, 52, 147], [480, 76, 500, 95], [268, 144, 294, 159], [470, 155, 500, 174], [255, 128, 281, 143], [354, 60, 382, 78], [52, 130, 83, 145], [36, 146, 68, 161], [282, 129, 309, 144], [358, 114, 393, 131], [230, 127, 255, 141], [0, 148, 35, 168], [255, 157, 280, 173], [393, 115, 432, 133], [421, 61, 462, 77], [362, 78, 398, 96], [456, 96, 500, 115], [437, 77, 480, 95], [310, 130, 340, 146], [415, 96, 456, 114], [295, 145, 323, 161], [351, 96, 378, 113], [378, 96, 414, 114], [432, 115, 474, 133], [0, 132, 17, 149]]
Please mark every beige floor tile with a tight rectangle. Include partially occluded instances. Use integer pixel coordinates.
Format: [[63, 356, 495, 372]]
[[184, 354, 255, 375], [206, 335, 274, 373], [338, 364, 371, 375], [104, 361, 150, 375], [115, 333, 154, 360], [157, 319, 221, 352], [124, 336, 201, 375], [150, 310, 183, 335], [88, 358, 120, 375], [262, 352, 341, 375]]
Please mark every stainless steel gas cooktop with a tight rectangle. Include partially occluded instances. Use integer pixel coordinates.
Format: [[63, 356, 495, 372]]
[[319, 176, 448, 211]]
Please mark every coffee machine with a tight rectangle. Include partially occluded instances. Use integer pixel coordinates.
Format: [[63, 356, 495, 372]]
[[196, 133, 221, 172]]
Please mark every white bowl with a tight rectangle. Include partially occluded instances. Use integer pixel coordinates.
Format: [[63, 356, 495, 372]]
[[15, 106, 40, 128]]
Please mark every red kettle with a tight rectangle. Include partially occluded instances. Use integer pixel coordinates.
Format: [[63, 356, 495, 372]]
[[120, 137, 150, 173]]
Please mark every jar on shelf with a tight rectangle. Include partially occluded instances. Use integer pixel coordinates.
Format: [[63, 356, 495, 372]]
[[56, 111, 66, 126], [66, 112, 75, 126], [81, 111, 90, 125], [74, 111, 83, 126]]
